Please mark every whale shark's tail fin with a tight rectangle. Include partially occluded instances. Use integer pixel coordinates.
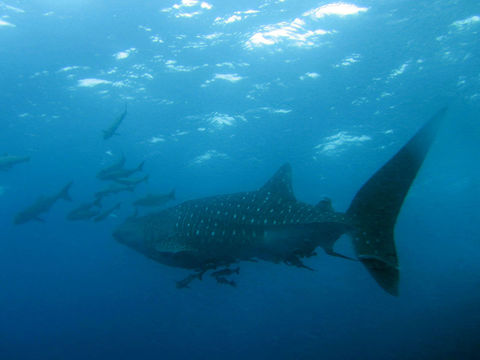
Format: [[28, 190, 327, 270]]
[[347, 108, 447, 296]]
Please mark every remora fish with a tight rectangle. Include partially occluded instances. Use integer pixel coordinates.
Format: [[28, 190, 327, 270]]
[[97, 161, 145, 181], [175, 272, 203, 289], [215, 276, 236, 287], [67, 197, 102, 221], [14, 181, 73, 224], [95, 184, 135, 199], [96, 154, 126, 179], [0, 154, 30, 171], [133, 189, 175, 208], [94, 203, 121, 222], [211, 267, 240, 278], [113, 109, 447, 296], [113, 174, 149, 186], [103, 104, 127, 140]]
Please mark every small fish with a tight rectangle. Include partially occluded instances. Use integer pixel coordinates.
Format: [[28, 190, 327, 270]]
[[0, 154, 30, 171], [175, 272, 202, 289], [14, 181, 73, 224], [211, 267, 240, 278], [95, 184, 135, 199], [103, 104, 127, 140], [215, 276, 236, 287], [113, 174, 149, 186], [94, 203, 121, 222], [97, 161, 145, 181], [67, 197, 102, 221], [133, 189, 175, 208], [96, 154, 126, 179]]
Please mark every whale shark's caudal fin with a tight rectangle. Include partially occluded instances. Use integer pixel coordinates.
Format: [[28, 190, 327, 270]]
[[347, 108, 447, 296]]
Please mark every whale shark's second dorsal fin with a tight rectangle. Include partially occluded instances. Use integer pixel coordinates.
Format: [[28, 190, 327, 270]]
[[259, 163, 295, 201], [315, 197, 333, 213]]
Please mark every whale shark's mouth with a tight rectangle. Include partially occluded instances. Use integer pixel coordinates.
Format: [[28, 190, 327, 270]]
[[112, 220, 139, 246]]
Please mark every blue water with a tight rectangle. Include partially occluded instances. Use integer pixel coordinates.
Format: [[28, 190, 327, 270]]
[[1, 1, 480, 359]]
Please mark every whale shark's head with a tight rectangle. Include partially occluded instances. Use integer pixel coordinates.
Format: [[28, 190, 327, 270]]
[[113, 209, 180, 252], [113, 217, 146, 250], [113, 210, 203, 269]]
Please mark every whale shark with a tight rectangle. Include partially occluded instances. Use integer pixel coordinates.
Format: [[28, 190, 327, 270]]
[[113, 108, 447, 295]]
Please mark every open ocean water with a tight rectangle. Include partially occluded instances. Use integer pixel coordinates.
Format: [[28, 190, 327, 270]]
[[1, 1, 480, 359]]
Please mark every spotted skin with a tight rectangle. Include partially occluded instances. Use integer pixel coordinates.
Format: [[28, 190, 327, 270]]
[[114, 164, 348, 270]]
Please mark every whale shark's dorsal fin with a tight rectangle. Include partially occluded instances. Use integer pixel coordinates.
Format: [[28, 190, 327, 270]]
[[259, 163, 295, 201]]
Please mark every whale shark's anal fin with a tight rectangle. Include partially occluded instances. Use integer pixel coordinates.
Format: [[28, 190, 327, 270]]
[[347, 107, 447, 296]]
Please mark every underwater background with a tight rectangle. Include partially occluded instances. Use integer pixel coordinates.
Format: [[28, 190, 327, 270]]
[[1, 0, 480, 359]]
